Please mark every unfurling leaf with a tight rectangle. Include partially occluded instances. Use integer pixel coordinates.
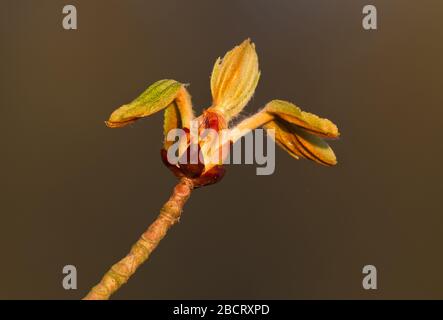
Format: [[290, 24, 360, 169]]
[[265, 100, 339, 138], [264, 119, 337, 166], [290, 124, 337, 166], [163, 102, 181, 149], [210, 39, 260, 121], [263, 120, 303, 160], [106, 79, 183, 128]]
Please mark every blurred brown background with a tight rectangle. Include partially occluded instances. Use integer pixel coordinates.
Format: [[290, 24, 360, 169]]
[[1, 0, 442, 299]]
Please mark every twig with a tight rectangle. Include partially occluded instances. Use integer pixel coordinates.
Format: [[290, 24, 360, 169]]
[[84, 177, 194, 300]]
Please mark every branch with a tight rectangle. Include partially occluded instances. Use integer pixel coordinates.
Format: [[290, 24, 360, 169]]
[[83, 178, 194, 300]]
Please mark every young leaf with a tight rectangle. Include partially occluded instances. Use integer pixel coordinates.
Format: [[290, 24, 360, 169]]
[[263, 120, 303, 160], [163, 102, 181, 149], [106, 79, 183, 128], [290, 124, 337, 166], [174, 87, 194, 129], [210, 39, 260, 121], [264, 119, 337, 166], [265, 100, 339, 138]]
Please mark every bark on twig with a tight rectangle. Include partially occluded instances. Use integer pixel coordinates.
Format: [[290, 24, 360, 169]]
[[84, 178, 194, 300]]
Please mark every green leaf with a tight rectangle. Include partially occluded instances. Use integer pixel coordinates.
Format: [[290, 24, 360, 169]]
[[265, 100, 339, 138], [106, 79, 183, 128]]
